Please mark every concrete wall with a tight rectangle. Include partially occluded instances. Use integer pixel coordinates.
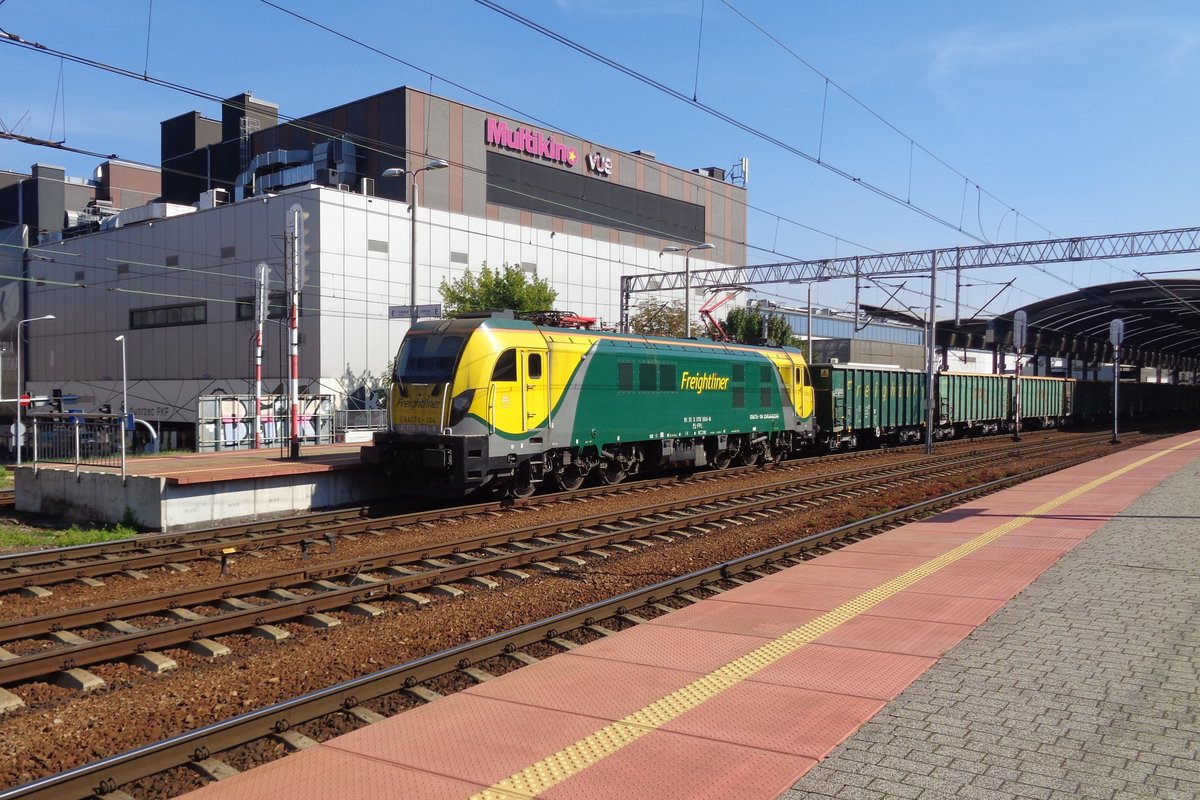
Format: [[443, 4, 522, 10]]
[[16, 465, 393, 532]]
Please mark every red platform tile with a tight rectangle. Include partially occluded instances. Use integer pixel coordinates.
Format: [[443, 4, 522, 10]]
[[545, 726, 816, 800], [866, 589, 1007, 626], [466, 652, 705, 720], [706, 579, 865, 611], [951, 545, 1063, 568], [762, 562, 900, 589], [663, 679, 884, 759], [816, 614, 975, 657], [176, 745, 487, 800], [754, 641, 936, 699], [322, 692, 614, 788], [983, 533, 1080, 552], [834, 536, 961, 559], [909, 557, 1047, 600], [806, 549, 932, 572], [645, 594, 824, 638], [559, 622, 772, 674]]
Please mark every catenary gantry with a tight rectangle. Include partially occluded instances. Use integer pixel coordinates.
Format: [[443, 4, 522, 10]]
[[620, 226, 1200, 373]]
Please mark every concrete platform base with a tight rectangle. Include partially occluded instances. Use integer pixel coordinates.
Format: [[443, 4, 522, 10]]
[[14, 451, 390, 532]]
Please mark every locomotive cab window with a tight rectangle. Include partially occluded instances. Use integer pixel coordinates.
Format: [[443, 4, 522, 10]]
[[492, 349, 517, 382], [527, 352, 543, 379], [395, 333, 466, 384]]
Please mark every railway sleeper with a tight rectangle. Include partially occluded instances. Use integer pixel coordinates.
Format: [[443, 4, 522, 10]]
[[190, 757, 240, 782]]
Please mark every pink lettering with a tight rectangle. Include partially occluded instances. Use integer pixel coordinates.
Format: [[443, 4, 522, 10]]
[[484, 118, 577, 168]]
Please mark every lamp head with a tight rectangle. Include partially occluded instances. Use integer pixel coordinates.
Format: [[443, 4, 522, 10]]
[[694, 243, 716, 252], [115, 335, 125, 342], [424, 159, 450, 171], [660, 246, 682, 255], [381, 168, 406, 178]]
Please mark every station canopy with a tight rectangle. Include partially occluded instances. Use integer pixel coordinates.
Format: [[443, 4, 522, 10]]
[[870, 279, 1200, 372]]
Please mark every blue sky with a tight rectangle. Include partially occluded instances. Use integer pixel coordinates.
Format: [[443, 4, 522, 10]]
[[1, 0, 1197, 320]]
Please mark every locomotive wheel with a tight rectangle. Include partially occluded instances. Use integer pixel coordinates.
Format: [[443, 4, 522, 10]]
[[551, 464, 586, 491], [504, 464, 537, 499], [597, 461, 626, 485]]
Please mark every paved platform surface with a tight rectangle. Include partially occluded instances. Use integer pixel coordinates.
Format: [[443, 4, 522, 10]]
[[51, 442, 366, 485], [782, 441, 1200, 800], [174, 433, 1200, 800]]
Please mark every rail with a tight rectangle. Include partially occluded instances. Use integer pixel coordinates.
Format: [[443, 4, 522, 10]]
[[0, 449, 1104, 800]]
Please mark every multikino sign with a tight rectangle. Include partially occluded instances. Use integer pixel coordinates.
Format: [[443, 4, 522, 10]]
[[485, 118, 578, 168]]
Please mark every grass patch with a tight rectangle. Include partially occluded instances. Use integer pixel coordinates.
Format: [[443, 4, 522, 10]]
[[0, 467, 11, 490], [0, 523, 137, 551]]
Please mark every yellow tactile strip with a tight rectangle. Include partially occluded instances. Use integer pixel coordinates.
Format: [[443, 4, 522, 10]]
[[470, 437, 1200, 800]]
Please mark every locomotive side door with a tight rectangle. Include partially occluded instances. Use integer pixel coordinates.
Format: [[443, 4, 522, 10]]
[[520, 347, 550, 433]]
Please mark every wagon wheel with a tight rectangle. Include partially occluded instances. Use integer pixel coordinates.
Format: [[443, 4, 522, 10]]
[[504, 463, 537, 499], [712, 450, 733, 470], [551, 463, 586, 491], [738, 448, 760, 466], [597, 460, 626, 485]]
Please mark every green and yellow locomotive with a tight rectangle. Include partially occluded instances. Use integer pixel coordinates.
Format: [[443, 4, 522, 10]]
[[362, 311, 816, 497]]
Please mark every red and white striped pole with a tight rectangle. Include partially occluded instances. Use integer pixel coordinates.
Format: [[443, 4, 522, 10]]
[[254, 262, 268, 449], [287, 205, 306, 459]]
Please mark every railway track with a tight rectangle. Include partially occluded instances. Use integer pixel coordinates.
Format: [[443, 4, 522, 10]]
[[0, 434, 1110, 690], [0, 430, 1070, 593], [0, 433, 1124, 800]]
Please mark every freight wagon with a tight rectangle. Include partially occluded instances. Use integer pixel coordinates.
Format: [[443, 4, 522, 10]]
[[809, 363, 1073, 449]]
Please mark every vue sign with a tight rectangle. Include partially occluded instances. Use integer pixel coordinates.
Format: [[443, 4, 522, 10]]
[[587, 152, 613, 177]]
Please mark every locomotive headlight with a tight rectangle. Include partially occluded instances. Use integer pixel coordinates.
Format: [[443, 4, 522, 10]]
[[447, 389, 476, 427]]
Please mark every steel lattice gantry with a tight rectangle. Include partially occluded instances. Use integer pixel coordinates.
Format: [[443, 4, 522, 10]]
[[620, 226, 1200, 370]]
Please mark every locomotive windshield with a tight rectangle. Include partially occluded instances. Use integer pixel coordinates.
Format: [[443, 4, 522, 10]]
[[394, 332, 467, 384]]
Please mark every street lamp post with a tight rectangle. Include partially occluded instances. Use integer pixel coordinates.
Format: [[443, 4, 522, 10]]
[[15, 314, 55, 466], [383, 159, 450, 326], [660, 243, 716, 338], [115, 335, 127, 477]]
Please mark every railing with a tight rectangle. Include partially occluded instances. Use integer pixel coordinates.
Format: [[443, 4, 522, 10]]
[[196, 394, 334, 452], [333, 408, 388, 442], [29, 414, 127, 475]]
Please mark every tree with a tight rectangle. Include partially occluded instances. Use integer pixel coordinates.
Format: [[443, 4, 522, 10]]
[[629, 299, 690, 338], [725, 306, 797, 347], [439, 262, 557, 317]]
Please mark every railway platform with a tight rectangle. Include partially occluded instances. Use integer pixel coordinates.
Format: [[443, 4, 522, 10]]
[[175, 432, 1200, 800], [12, 443, 385, 532]]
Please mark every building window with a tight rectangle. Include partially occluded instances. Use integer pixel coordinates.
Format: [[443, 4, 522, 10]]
[[486, 152, 705, 243], [165, 255, 179, 267], [131, 302, 207, 329], [367, 239, 389, 254], [220, 246, 236, 260]]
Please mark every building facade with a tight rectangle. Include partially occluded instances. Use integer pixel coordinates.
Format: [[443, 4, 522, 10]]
[[3, 87, 748, 448]]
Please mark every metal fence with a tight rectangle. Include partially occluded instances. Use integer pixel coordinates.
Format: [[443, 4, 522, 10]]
[[196, 394, 334, 452], [29, 414, 127, 473]]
